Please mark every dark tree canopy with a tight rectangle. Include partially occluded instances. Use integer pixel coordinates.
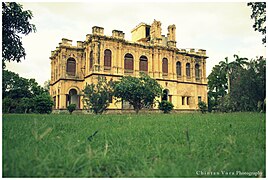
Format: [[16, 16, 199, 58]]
[[248, 2, 266, 45], [2, 2, 36, 68], [113, 73, 162, 113], [208, 55, 266, 112], [2, 69, 52, 113]]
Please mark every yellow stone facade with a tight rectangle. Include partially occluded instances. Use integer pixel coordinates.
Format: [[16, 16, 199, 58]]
[[50, 20, 208, 111]]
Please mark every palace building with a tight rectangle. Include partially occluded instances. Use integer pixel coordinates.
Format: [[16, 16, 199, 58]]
[[50, 20, 208, 112]]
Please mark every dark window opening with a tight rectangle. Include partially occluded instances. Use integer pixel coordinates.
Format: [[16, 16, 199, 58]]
[[162, 58, 168, 75], [182, 96, 185, 105], [186, 63, 191, 77], [139, 55, 148, 72], [198, 96, 202, 103], [176, 61, 181, 77], [90, 51, 93, 69], [187, 97, 190, 105], [195, 64, 200, 80], [104, 49, 112, 69], [124, 53, 134, 73], [66, 58, 76, 76]]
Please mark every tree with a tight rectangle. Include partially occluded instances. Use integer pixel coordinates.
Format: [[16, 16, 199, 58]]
[[113, 73, 162, 113], [207, 64, 228, 111], [230, 56, 266, 111], [208, 55, 266, 112], [248, 2, 266, 45], [2, 2, 36, 68], [43, 80, 50, 92], [18, 97, 34, 113], [219, 57, 234, 94], [34, 93, 54, 114], [82, 76, 114, 114], [2, 69, 47, 113]]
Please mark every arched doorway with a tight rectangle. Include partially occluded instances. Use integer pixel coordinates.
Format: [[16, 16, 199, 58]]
[[162, 89, 172, 103], [66, 89, 80, 109], [162, 89, 169, 101]]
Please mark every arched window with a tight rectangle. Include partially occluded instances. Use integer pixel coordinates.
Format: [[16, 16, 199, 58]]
[[124, 53, 134, 73], [104, 49, 112, 69], [89, 51, 93, 69], [176, 61, 181, 77], [186, 63, 191, 77], [66, 58, 76, 76], [139, 55, 148, 72], [195, 63, 200, 80], [162, 58, 168, 75]]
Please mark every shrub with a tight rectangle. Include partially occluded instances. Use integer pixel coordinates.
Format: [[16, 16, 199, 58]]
[[67, 104, 76, 114], [198, 101, 208, 114], [34, 93, 54, 114], [158, 100, 174, 113]]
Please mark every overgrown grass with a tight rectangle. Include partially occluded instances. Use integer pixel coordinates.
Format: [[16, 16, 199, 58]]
[[2, 112, 266, 177]]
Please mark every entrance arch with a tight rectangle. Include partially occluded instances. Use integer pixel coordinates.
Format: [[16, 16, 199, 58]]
[[67, 89, 80, 109], [162, 89, 169, 101], [162, 89, 172, 103]]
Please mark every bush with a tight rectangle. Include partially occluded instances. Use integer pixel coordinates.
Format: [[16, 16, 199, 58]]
[[198, 101, 208, 114], [158, 100, 174, 113], [67, 104, 76, 114], [34, 93, 54, 114], [82, 76, 113, 114]]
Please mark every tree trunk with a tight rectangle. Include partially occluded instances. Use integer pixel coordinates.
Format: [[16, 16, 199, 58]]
[[227, 73, 231, 94]]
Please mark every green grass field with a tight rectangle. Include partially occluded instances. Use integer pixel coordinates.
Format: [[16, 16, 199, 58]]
[[2, 112, 266, 177]]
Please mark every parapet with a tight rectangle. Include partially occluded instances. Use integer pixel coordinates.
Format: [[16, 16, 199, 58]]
[[198, 49, 206, 55], [184, 48, 207, 56], [112, 30, 125, 39], [92, 26, 104, 36], [61, 38, 72, 46], [77, 41, 83, 48]]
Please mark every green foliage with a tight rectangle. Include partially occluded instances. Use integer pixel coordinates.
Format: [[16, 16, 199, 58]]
[[67, 104, 76, 114], [2, 2, 36, 68], [248, 2, 266, 45], [229, 56, 266, 112], [43, 80, 50, 92], [2, 69, 47, 113], [113, 73, 162, 113], [158, 100, 174, 113], [208, 55, 266, 112], [198, 101, 207, 114], [3, 97, 13, 113], [207, 64, 227, 111], [218, 95, 233, 112], [3, 113, 265, 177], [18, 97, 34, 113], [82, 76, 113, 114], [33, 93, 54, 114]]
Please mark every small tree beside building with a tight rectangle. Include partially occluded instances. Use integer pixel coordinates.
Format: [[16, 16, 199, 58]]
[[82, 76, 114, 114], [113, 73, 163, 114]]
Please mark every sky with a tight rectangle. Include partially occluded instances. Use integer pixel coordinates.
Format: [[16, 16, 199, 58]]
[[5, 1, 266, 86]]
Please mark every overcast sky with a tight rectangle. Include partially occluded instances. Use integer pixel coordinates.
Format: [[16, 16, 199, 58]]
[[5, 1, 266, 86]]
